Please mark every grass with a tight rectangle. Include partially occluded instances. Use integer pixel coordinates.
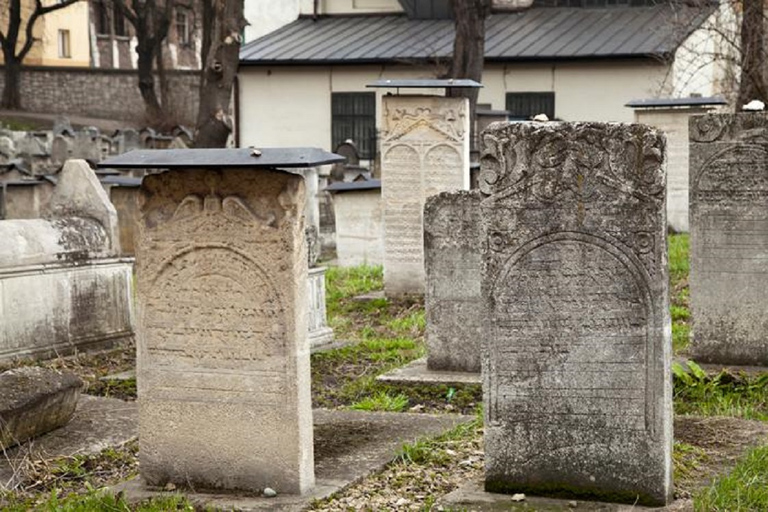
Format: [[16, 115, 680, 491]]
[[673, 360, 768, 420], [694, 444, 768, 511], [674, 441, 710, 488], [396, 410, 482, 467], [315, 265, 481, 413], [668, 234, 691, 354]]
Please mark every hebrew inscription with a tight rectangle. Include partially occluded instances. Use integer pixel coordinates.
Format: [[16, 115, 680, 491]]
[[381, 95, 469, 297], [689, 113, 768, 365], [135, 168, 313, 494], [479, 122, 671, 506]]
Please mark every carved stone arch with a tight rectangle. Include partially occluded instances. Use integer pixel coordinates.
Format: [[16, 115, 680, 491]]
[[142, 243, 289, 372], [488, 231, 658, 437], [693, 144, 768, 193]]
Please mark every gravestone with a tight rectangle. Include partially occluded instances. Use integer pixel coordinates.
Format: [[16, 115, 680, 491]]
[[381, 95, 470, 296], [73, 129, 101, 162], [100, 148, 342, 495], [689, 113, 768, 365], [51, 135, 72, 166], [479, 122, 672, 506], [424, 190, 482, 372]]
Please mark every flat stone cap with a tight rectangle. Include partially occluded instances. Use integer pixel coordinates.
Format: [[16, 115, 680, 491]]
[[97, 148, 345, 170], [625, 96, 727, 109], [326, 179, 381, 192], [366, 79, 482, 89]]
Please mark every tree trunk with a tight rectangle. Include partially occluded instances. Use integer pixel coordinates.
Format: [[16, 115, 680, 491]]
[[195, 0, 246, 148], [137, 41, 163, 124], [448, 0, 491, 149], [1, 56, 23, 110], [737, 0, 767, 109]]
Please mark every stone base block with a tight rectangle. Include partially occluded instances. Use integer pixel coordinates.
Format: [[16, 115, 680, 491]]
[[0, 367, 82, 449]]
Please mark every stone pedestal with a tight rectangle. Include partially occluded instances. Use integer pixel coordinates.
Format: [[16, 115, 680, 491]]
[[308, 266, 333, 348], [479, 122, 672, 506], [424, 190, 482, 372], [381, 95, 470, 297], [689, 113, 768, 365], [136, 167, 314, 494]]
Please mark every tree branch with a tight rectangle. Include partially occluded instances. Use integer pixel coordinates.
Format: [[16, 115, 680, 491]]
[[19, 0, 79, 60]]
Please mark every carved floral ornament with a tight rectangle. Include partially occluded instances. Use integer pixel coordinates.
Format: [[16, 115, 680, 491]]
[[384, 106, 465, 142], [478, 124, 665, 204]]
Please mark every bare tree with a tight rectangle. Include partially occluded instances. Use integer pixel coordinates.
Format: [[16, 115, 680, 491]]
[[737, 0, 766, 106], [113, 0, 173, 125], [194, 0, 246, 148], [447, 0, 492, 145], [0, 0, 79, 109]]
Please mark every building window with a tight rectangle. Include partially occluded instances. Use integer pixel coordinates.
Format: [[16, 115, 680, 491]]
[[94, 0, 109, 35], [505, 92, 555, 120], [176, 8, 191, 46], [331, 92, 376, 160], [114, 9, 127, 37], [58, 30, 71, 58]]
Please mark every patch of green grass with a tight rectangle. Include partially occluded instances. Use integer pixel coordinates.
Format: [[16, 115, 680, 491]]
[[396, 410, 482, 466], [350, 390, 410, 412], [0, 118, 40, 131], [672, 323, 691, 354], [325, 265, 383, 313], [694, 444, 768, 511], [668, 234, 690, 356], [673, 361, 768, 420], [669, 234, 690, 284], [674, 441, 709, 484]]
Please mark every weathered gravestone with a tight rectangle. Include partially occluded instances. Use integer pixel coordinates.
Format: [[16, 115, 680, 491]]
[[380, 94, 470, 296], [424, 190, 483, 372], [689, 113, 768, 365], [100, 148, 343, 494], [479, 122, 672, 505]]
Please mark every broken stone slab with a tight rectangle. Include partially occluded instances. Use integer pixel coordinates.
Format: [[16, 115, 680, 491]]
[[0, 394, 138, 490], [0, 367, 82, 450]]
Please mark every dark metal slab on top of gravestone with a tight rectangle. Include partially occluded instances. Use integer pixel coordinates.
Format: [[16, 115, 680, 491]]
[[478, 122, 672, 506], [688, 113, 768, 365], [98, 148, 345, 170]]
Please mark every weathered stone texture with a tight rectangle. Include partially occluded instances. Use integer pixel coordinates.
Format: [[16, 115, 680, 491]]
[[689, 113, 768, 365], [634, 107, 712, 233], [0, 160, 134, 362], [479, 122, 672, 505], [308, 267, 334, 348], [136, 168, 314, 494], [424, 190, 482, 372], [381, 95, 470, 296], [0, 367, 82, 449]]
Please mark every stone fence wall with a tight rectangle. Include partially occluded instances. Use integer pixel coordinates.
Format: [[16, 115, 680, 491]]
[[0, 66, 200, 125]]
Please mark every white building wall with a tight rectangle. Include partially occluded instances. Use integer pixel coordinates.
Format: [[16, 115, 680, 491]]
[[672, 5, 738, 101], [244, 0, 301, 43], [238, 60, 672, 148], [300, 0, 403, 15]]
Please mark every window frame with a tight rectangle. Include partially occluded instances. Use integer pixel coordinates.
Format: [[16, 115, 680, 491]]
[[505, 92, 556, 120], [58, 29, 71, 59], [331, 92, 377, 161]]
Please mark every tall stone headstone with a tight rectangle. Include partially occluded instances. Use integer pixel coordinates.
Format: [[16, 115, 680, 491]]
[[479, 122, 672, 506], [126, 151, 320, 494], [381, 95, 470, 297], [424, 190, 482, 372], [689, 113, 768, 365]]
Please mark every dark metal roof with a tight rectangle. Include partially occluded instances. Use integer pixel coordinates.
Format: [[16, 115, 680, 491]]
[[240, 5, 716, 64], [367, 79, 482, 88], [98, 148, 345, 170], [100, 175, 143, 187], [326, 179, 382, 192], [625, 96, 727, 108]]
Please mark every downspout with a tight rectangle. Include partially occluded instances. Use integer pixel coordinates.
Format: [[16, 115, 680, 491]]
[[234, 74, 241, 148], [313, 0, 319, 20]]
